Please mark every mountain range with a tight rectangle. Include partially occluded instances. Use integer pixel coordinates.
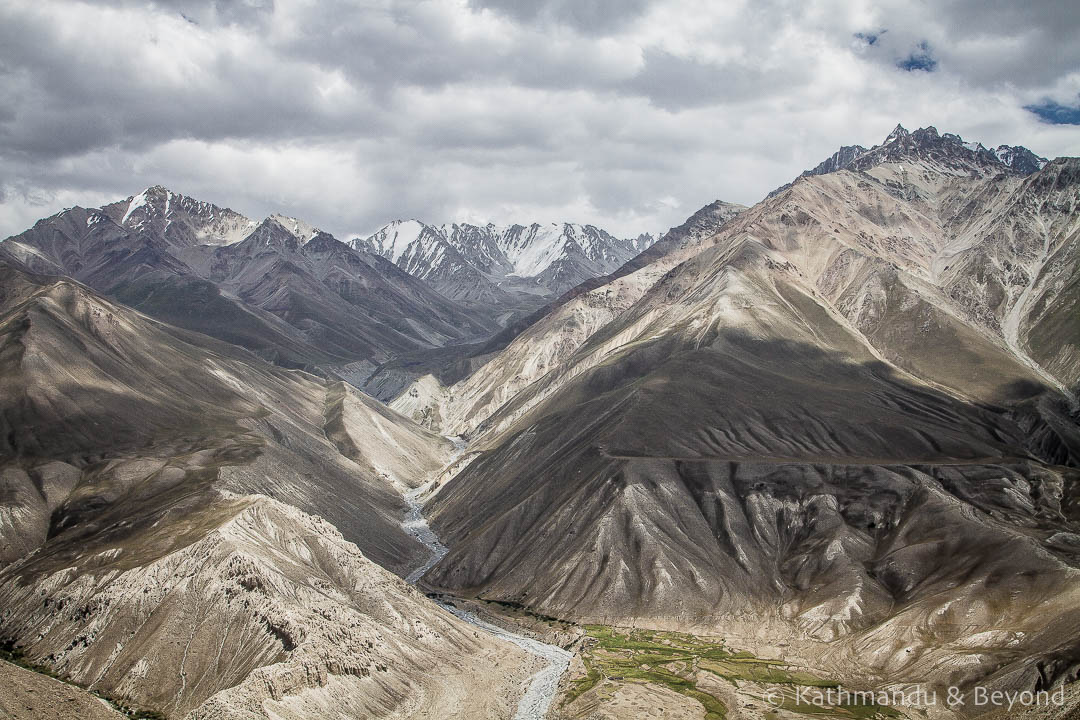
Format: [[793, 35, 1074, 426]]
[[0, 187, 500, 374], [353, 219, 654, 312], [1, 124, 1079, 720], [405, 125, 1080, 715], [0, 187, 652, 398]]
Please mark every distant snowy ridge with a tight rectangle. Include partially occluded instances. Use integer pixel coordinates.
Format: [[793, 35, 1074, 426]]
[[353, 219, 655, 297]]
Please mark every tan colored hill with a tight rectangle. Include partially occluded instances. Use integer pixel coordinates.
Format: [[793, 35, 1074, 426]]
[[0, 660, 126, 720], [0, 263, 534, 718], [417, 130, 1080, 709]]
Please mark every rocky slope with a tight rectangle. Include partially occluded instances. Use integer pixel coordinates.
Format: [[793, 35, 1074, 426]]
[[389, 200, 746, 434], [0, 262, 541, 718], [0, 186, 496, 373], [0, 261, 454, 574], [0, 660, 127, 720], [1, 495, 536, 719], [415, 127, 1080, 709]]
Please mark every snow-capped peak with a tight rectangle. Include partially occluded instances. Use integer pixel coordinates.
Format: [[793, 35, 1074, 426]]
[[361, 219, 432, 263], [108, 186, 255, 247], [356, 219, 654, 296], [993, 145, 1049, 171], [498, 224, 565, 277], [884, 124, 910, 144]]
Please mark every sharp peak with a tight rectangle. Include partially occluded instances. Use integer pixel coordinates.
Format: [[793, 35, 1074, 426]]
[[130, 184, 176, 199], [884, 123, 912, 143], [268, 211, 322, 230], [252, 216, 288, 230], [376, 218, 433, 231], [121, 186, 248, 215]]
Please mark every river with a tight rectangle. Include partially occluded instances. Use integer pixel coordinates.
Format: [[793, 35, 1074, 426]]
[[401, 479, 572, 720]]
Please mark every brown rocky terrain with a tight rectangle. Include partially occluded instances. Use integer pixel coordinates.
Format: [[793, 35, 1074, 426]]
[[0, 263, 535, 718], [415, 129, 1080, 714]]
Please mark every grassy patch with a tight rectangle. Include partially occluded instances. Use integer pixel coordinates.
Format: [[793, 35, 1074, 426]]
[[480, 598, 570, 625], [1, 640, 166, 719], [565, 627, 729, 719], [768, 686, 903, 719], [565, 653, 603, 704], [564, 627, 898, 719]]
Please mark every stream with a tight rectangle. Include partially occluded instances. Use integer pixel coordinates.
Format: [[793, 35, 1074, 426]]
[[402, 478, 572, 720]]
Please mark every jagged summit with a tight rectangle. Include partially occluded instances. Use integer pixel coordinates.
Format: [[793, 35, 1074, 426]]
[[771, 124, 1049, 196], [851, 124, 1049, 175], [884, 122, 909, 143], [65, 186, 327, 250], [99, 185, 257, 247], [268, 213, 324, 244]]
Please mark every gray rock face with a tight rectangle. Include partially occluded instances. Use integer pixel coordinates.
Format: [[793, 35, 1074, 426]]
[[770, 124, 1048, 197], [847, 124, 1048, 177]]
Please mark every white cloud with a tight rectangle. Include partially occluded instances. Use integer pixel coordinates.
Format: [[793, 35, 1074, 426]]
[[1, 0, 1078, 241]]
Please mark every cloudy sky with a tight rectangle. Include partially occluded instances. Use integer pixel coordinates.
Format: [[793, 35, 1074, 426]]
[[1, 0, 1078, 240]]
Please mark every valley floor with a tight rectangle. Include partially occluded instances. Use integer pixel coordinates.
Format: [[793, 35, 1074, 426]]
[[401, 456, 930, 720]]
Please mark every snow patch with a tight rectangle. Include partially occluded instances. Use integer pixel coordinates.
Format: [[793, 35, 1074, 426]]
[[500, 224, 572, 277], [370, 219, 428, 263], [122, 191, 149, 225]]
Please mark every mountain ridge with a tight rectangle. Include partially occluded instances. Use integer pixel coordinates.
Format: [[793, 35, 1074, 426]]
[[401, 127, 1080, 716], [352, 218, 656, 304], [3, 122, 1080, 719], [770, 124, 1049, 197], [0, 187, 500, 377]]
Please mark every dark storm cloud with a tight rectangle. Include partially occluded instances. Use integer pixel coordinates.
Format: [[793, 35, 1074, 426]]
[[624, 49, 805, 111], [1, 0, 1078, 242], [467, 0, 655, 34], [0, 2, 386, 160]]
